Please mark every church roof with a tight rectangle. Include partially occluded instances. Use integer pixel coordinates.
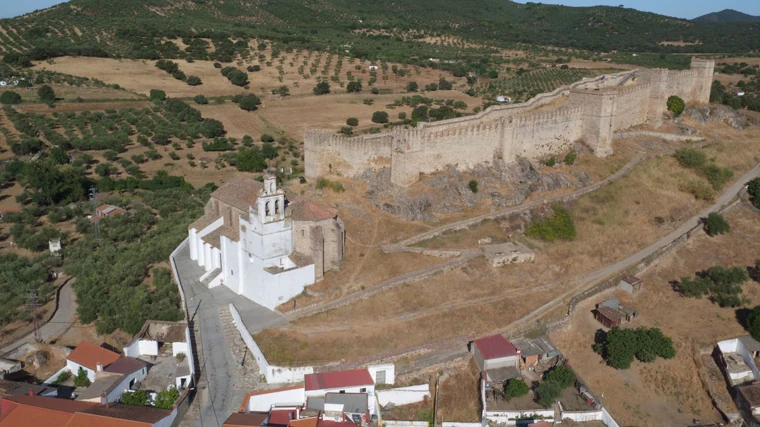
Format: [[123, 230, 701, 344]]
[[288, 198, 338, 222], [210, 176, 264, 212]]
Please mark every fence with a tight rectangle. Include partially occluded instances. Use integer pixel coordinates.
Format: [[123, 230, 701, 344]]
[[382, 421, 429, 427], [228, 304, 314, 383], [558, 402, 603, 422], [483, 410, 554, 424]]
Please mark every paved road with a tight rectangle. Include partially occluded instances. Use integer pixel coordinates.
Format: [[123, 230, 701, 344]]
[[173, 242, 284, 427], [1, 278, 77, 357]]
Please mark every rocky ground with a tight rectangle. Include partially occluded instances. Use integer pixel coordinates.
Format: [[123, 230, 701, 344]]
[[683, 104, 749, 130], [361, 154, 592, 222]]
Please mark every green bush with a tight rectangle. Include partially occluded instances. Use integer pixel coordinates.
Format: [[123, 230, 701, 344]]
[[261, 133, 275, 143], [675, 149, 707, 168], [505, 379, 529, 398], [525, 207, 576, 241], [704, 212, 730, 236], [315, 178, 345, 192], [52, 371, 71, 385], [545, 157, 556, 167], [346, 118, 359, 126], [239, 94, 262, 111], [749, 178, 760, 209], [545, 366, 575, 389], [406, 81, 419, 92], [702, 164, 733, 190], [313, 81, 330, 95], [339, 126, 353, 136], [37, 85, 56, 103], [186, 75, 202, 86], [595, 327, 675, 369], [371, 111, 389, 124], [564, 151, 577, 165], [155, 387, 179, 409], [682, 180, 714, 200], [667, 95, 685, 117], [73, 367, 91, 387], [468, 180, 478, 193], [747, 305, 760, 343], [194, 95, 208, 105], [535, 380, 561, 408], [122, 389, 149, 406], [0, 91, 22, 105], [149, 89, 166, 101], [679, 265, 747, 307]]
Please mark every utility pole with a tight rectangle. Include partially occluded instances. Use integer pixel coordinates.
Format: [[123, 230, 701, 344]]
[[89, 187, 99, 244], [26, 289, 42, 343]]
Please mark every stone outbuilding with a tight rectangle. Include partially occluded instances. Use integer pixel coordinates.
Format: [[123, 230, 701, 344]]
[[288, 197, 345, 282], [618, 274, 643, 295], [482, 242, 534, 268], [593, 299, 638, 328], [471, 334, 521, 387]]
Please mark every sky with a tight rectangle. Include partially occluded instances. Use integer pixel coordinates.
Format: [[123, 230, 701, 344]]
[[1, 0, 760, 19]]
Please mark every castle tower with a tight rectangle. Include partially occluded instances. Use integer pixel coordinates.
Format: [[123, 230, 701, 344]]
[[644, 69, 669, 128], [569, 88, 616, 157], [689, 58, 715, 104]]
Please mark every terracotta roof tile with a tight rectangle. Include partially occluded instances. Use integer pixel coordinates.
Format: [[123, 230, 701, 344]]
[[268, 408, 297, 426], [0, 404, 75, 427], [288, 199, 338, 222], [64, 412, 151, 427], [239, 385, 303, 412], [4, 395, 97, 413], [103, 358, 146, 375], [223, 412, 268, 427], [78, 404, 171, 424], [67, 342, 121, 371], [304, 369, 374, 391], [473, 334, 519, 360], [211, 176, 264, 212]]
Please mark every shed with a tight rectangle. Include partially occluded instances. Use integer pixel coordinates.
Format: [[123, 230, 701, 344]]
[[471, 334, 520, 381], [368, 65, 379, 71], [511, 336, 559, 367], [593, 306, 623, 328], [739, 335, 760, 358], [737, 382, 760, 417], [618, 274, 643, 295]]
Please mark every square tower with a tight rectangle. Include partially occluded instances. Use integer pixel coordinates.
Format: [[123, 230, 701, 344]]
[[246, 175, 293, 261]]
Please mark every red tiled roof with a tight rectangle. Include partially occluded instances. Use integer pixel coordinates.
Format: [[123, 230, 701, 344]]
[[473, 334, 519, 360], [64, 412, 150, 427], [67, 341, 121, 371], [0, 404, 75, 427], [288, 199, 338, 222], [223, 412, 269, 427], [267, 408, 297, 426], [304, 369, 374, 391], [4, 395, 97, 413], [79, 403, 171, 424]]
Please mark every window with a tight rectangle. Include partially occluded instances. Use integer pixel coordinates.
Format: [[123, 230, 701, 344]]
[[275, 200, 280, 215], [360, 388, 367, 393], [265, 201, 270, 216], [230, 270, 234, 276], [339, 390, 345, 394]]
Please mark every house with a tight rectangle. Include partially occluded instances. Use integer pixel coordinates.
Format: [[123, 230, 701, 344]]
[[96, 204, 127, 218], [0, 395, 175, 426], [736, 382, 760, 422], [187, 175, 344, 310], [471, 334, 521, 386], [482, 242, 534, 267], [618, 274, 643, 295], [66, 341, 148, 403], [368, 66, 378, 71], [122, 320, 192, 390], [49, 238, 62, 257], [496, 96, 511, 103], [511, 336, 560, 368], [240, 386, 306, 412], [304, 368, 376, 415], [324, 393, 369, 425], [223, 411, 269, 427], [66, 342, 122, 383], [593, 299, 638, 328]]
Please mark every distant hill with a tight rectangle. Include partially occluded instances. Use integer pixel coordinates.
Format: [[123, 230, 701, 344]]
[[0, 0, 759, 61], [693, 9, 760, 23]]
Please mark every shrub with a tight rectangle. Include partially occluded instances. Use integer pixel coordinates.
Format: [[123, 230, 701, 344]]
[[194, 95, 208, 105], [545, 366, 575, 389], [339, 126, 353, 136], [545, 157, 556, 167], [702, 164, 733, 190], [564, 151, 577, 165], [52, 371, 71, 385], [536, 380, 561, 408], [749, 178, 760, 209], [595, 327, 677, 369], [122, 390, 149, 406], [704, 212, 730, 236], [346, 118, 359, 126], [678, 265, 748, 307], [239, 94, 262, 111], [186, 76, 202, 86], [155, 387, 179, 409], [172, 71, 186, 81], [37, 85, 56, 103], [213, 62, 222, 69], [525, 207, 576, 241], [667, 95, 685, 117], [682, 180, 714, 200], [747, 305, 760, 342], [313, 81, 330, 95], [398, 112, 407, 120], [149, 89, 166, 101], [73, 367, 91, 387], [363, 98, 374, 105], [247, 65, 261, 72], [406, 81, 419, 92], [505, 379, 529, 398], [315, 178, 345, 192], [346, 81, 362, 93], [468, 180, 478, 193], [371, 87, 379, 95], [237, 147, 267, 172], [675, 149, 707, 168], [0, 91, 22, 105], [261, 134, 275, 143], [371, 111, 389, 124], [438, 78, 453, 90]]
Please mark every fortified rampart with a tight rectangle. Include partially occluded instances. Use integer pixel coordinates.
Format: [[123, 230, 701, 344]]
[[305, 58, 714, 187]]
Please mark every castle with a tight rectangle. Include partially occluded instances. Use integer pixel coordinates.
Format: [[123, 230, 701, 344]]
[[187, 176, 344, 310], [305, 58, 714, 187]]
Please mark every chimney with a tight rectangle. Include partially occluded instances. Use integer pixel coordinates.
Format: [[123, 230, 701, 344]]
[[96, 363, 103, 372]]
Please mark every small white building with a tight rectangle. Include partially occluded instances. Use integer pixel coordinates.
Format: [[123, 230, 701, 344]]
[[66, 341, 122, 383], [187, 175, 344, 310], [472, 334, 521, 386], [368, 65, 379, 71], [304, 366, 393, 415], [48, 238, 62, 256], [66, 341, 148, 404], [496, 96, 511, 103]]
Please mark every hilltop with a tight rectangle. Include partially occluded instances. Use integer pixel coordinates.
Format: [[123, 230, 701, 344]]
[[693, 9, 760, 23], [0, 0, 758, 63]]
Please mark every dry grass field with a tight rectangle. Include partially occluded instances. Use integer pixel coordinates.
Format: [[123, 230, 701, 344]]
[[254, 120, 760, 365], [552, 204, 760, 427]]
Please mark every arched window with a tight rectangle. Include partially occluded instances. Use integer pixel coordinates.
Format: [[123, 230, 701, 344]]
[[275, 200, 280, 215], [265, 201, 270, 217]]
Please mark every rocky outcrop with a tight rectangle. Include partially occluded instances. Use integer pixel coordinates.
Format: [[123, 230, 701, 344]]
[[685, 105, 748, 130]]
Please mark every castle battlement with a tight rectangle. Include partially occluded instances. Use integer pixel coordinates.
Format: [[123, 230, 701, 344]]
[[306, 59, 714, 187]]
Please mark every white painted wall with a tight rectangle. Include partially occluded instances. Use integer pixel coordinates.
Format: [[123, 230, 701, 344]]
[[368, 364, 395, 385], [106, 366, 147, 403], [247, 388, 306, 412], [719, 338, 760, 382], [228, 304, 314, 384], [377, 384, 430, 406], [173, 341, 188, 357], [602, 408, 620, 427], [441, 423, 481, 427], [383, 422, 428, 427], [43, 366, 70, 386], [484, 410, 554, 424], [558, 403, 603, 422], [66, 360, 96, 382]]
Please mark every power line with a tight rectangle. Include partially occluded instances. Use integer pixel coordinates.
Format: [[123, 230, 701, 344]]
[[25, 289, 42, 343]]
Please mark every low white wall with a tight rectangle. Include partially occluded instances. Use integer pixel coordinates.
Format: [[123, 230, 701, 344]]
[[369, 364, 395, 385], [719, 338, 760, 381], [484, 410, 554, 424], [602, 408, 620, 427], [377, 385, 430, 406], [43, 366, 71, 385], [173, 341, 189, 357], [382, 421, 429, 427], [228, 304, 314, 383], [441, 423, 481, 427], [247, 387, 306, 412], [560, 409, 603, 422]]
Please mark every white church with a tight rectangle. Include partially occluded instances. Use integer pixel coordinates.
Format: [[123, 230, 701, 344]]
[[187, 175, 344, 310]]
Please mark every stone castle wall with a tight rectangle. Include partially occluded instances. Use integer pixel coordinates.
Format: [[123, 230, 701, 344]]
[[305, 58, 714, 187]]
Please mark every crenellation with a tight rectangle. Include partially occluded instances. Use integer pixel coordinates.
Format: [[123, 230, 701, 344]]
[[305, 59, 714, 186]]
